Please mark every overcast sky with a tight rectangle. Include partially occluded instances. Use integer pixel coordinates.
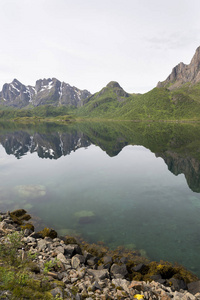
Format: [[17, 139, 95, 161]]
[[0, 0, 200, 94]]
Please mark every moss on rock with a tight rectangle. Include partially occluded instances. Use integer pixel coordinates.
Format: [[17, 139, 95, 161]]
[[21, 223, 34, 232], [38, 227, 57, 239]]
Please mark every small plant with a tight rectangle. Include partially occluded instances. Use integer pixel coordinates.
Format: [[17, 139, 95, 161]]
[[55, 295, 63, 300], [0, 231, 24, 266], [1, 268, 15, 285], [43, 259, 57, 274], [16, 271, 29, 286], [27, 251, 38, 260]]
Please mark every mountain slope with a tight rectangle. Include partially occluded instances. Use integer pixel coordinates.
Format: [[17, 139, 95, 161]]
[[157, 46, 200, 90], [0, 78, 91, 108], [1, 46, 200, 121], [78, 46, 200, 121]]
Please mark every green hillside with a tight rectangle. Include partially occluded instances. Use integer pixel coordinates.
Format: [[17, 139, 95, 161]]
[[1, 81, 200, 122], [77, 82, 200, 121]]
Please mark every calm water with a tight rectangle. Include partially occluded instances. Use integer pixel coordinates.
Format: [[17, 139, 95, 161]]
[[0, 121, 200, 276]]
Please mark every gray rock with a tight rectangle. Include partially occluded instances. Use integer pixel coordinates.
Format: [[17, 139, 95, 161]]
[[29, 232, 43, 239], [83, 250, 93, 260], [182, 292, 196, 299], [119, 257, 128, 264], [71, 256, 81, 269], [71, 277, 79, 283], [103, 256, 113, 265], [57, 253, 69, 264], [87, 269, 109, 281], [188, 281, 200, 295], [50, 287, 63, 298], [64, 244, 82, 257], [71, 255, 85, 269], [37, 239, 49, 251], [87, 256, 99, 266], [110, 264, 128, 278], [54, 246, 65, 255], [132, 263, 146, 272], [112, 278, 130, 293], [150, 274, 162, 281], [0, 220, 15, 230], [23, 228, 33, 237], [169, 278, 187, 291], [24, 236, 36, 243], [91, 281, 102, 291]]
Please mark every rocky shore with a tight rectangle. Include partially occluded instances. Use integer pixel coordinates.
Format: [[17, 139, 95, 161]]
[[0, 209, 200, 300]]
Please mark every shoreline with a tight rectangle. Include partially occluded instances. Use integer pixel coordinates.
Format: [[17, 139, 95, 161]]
[[0, 208, 200, 299]]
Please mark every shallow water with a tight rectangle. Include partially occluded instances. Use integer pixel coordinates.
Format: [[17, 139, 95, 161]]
[[0, 122, 200, 276]]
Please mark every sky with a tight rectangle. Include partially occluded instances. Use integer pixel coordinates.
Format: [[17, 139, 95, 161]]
[[0, 0, 200, 94]]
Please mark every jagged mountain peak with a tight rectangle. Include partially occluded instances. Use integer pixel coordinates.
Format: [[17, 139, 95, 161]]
[[12, 78, 22, 85], [157, 46, 200, 90], [0, 78, 91, 108]]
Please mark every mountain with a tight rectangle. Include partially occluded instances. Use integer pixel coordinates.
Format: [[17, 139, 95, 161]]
[[157, 46, 200, 90], [78, 46, 200, 121], [0, 78, 91, 108], [77, 81, 132, 117], [1, 46, 200, 121]]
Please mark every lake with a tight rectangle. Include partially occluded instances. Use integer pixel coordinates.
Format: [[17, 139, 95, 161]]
[[0, 121, 200, 277]]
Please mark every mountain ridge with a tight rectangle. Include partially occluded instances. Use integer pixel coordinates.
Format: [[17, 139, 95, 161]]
[[1, 46, 200, 120], [157, 46, 200, 90], [0, 78, 91, 108]]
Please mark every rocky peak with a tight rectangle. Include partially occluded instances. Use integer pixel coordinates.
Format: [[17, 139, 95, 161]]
[[106, 81, 122, 89], [103, 81, 129, 100], [0, 79, 32, 107], [157, 46, 200, 90], [0, 78, 91, 108]]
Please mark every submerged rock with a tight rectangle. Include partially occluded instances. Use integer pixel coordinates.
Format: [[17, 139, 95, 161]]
[[0, 209, 199, 300], [74, 210, 95, 218], [78, 216, 96, 225], [15, 184, 46, 198], [74, 210, 97, 225]]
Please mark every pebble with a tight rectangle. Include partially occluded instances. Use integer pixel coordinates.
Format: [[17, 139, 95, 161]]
[[1, 210, 200, 300]]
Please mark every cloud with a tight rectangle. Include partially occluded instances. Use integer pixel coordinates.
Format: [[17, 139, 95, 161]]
[[146, 29, 200, 51]]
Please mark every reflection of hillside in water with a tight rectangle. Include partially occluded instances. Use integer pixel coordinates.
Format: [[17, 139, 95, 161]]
[[0, 121, 200, 192], [156, 151, 200, 193]]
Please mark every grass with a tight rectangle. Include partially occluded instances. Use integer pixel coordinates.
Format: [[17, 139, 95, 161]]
[[0, 231, 60, 299], [77, 85, 200, 121], [1, 81, 200, 122]]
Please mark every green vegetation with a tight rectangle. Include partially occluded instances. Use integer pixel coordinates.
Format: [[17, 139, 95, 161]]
[[0, 104, 76, 123], [0, 231, 54, 299], [1, 82, 200, 122], [77, 85, 200, 121]]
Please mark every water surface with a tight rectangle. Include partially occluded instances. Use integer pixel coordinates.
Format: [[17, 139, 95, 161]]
[[0, 121, 200, 276]]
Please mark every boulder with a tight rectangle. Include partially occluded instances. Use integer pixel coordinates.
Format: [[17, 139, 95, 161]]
[[38, 228, 57, 239], [168, 278, 187, 291], [87, 269, 109, 281], [10, 209, 27, 218], [64, 244, 82, 257], [71, 255, 85, 269], [57, 253, 69, 265], [188, 280, 200, 295], [37, 239, 50, 251], [110, 264, 128, 279]]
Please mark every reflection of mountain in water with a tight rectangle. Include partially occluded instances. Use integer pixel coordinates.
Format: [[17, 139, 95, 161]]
[[0, 131, 90, 159], [1, 122, 200, 193], [156, 151, 200, 193]]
